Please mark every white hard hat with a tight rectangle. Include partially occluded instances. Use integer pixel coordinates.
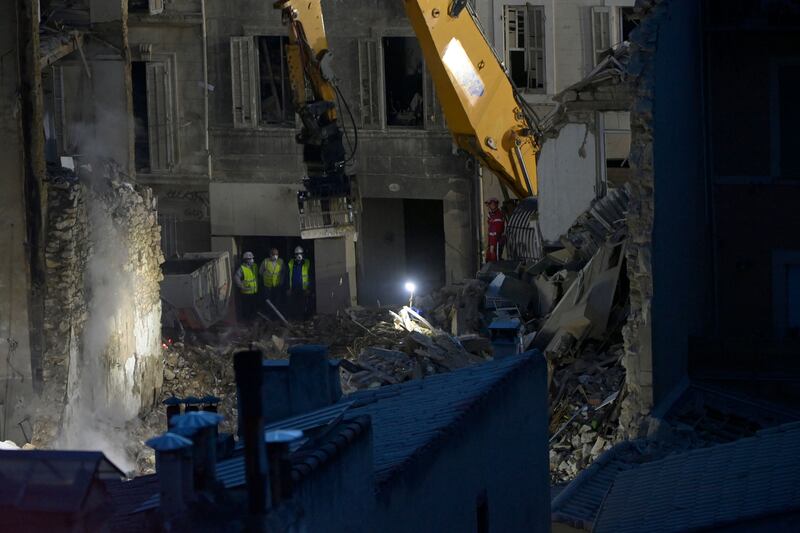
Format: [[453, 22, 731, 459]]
[[243, 251, 254, 260], [294, 246, 304, 254]]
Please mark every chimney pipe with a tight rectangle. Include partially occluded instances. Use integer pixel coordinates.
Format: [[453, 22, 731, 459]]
[[266, 430, 303, 507], [288, 344, 339, 413], [146, 433, 193, 521], [201, 394, 221, 413], [171, 411, 224, 492], [234, 349, 271, 515], [183, 396, 201, 412]]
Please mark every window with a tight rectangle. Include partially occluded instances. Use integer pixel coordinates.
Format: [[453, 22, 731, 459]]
[[257, 36, 294, 125], [129, 0, 164, 15], [383, 37, 424, 128], [230, 37, 258, 128], [132, 60, 176, 172], [504, 5, 545, 92], [591, 7, 612, 66], [358, 38, 445, 130], [619, 7, 637, 42], [230, 36, 295, 128]]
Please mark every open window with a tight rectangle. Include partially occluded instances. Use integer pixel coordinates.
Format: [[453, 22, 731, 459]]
[[619, 6, 637, 43], [231, 36, 295, 128], [382, 37, 424, 128], [129, 0, 164, 15], [591, 7, 612, 66], [257, 36, 295, 126], [504, 4, 546, 92], [132, 60, 176, 172]]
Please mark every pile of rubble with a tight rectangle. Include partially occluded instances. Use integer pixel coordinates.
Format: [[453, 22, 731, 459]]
[[340, 305, 491, 392], [547, 343, 625, 483], [129, 282, 493, 473]]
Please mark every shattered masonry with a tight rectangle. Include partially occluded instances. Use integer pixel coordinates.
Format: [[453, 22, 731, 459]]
[[35, 176, 164, 445], [619, 0, 665, 438]]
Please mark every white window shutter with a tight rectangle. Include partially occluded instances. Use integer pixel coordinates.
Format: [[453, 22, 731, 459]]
[[357, 39, 381, 129], [526, 4, 546, 91], [146, 61, 175, 170], [149, 0, 164, 15], [591, 7, 612, 66], [230, 36, 258, 129]]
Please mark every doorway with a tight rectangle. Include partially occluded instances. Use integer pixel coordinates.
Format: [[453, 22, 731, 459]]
[[403, 199, 446, 296]]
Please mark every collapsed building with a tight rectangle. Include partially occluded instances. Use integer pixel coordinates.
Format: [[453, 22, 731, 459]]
[[3, 0, 800, 531], [1, 1, 165, 462]]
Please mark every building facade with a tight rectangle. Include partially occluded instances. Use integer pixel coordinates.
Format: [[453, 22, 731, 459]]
[[126, 0, 636, 309], [473, 0, 635, 242]]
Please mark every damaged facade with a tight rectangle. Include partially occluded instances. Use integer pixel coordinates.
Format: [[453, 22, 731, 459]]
[[473, 0, 636, 243], [0, 1, 165, 452]]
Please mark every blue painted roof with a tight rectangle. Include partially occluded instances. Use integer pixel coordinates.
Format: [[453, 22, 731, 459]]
[[593, 421, 800, 533], [0, 450, 124, 513], [550, 441, 653, 529], [345, 353, 536, 485], [111, 353, 539, 517]]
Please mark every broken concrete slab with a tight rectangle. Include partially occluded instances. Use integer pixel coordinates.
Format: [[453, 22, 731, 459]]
[[532, 238, 627, 353]]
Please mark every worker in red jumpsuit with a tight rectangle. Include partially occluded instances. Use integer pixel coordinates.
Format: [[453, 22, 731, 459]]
[[485, 197, 506, 262]]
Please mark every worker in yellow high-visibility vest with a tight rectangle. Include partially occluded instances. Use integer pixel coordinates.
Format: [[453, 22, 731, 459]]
[[287, 246, 312, 320], [259, 247, 286, 316], [234, 251, 259, 322]]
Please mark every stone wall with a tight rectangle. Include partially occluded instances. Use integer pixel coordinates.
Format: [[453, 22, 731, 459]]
[[35, 174, 164, 458], [618, 0, 664, 438]]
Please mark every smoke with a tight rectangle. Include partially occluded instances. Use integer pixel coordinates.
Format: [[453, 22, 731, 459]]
[[56, 188, 139, 473], [54, 100, 145, 474]]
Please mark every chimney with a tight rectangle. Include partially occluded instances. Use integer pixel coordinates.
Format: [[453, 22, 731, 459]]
[[146, 432, 193, 521], [201, 394, 221, 413], [288, 345, 342, 414], [171, 411, 224, 492], [266, 430, 303, 507], [183, 396, 201, 412], [234, 349, 271, 515], [163, 396, 182, 430]]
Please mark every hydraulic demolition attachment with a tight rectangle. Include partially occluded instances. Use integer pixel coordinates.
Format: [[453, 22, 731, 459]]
[[274, 0, 357, 239]]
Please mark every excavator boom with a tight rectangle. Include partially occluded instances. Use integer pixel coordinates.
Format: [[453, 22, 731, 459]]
[[275, 0, 542, 255], [275, 0, 355, 239], [403, 0, 541, 199]]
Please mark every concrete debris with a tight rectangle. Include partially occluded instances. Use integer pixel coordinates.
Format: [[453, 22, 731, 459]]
[[342, 305, 491, 392], [560, 186, 630, 262], [548, 344, 626, 484], [130, 282, 495, 474]]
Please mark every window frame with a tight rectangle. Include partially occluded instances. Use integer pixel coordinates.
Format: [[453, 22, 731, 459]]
[[500, 2, 548, 95], [131, 52, 180, 173], [255, 35, 295, 127]]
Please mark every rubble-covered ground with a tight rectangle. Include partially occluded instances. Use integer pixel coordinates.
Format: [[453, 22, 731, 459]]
[[129, 281, 492, 474], [547, 342, 626, 484]]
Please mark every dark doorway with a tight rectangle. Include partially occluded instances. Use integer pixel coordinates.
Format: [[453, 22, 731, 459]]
[[382, 37, 424, 128], [132, 61, 150, 171], [403, 199, 446, 295]]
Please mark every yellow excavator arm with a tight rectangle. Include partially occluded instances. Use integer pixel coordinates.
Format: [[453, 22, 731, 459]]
[[403, 0, 541, 199], [274, 0, 355, 239], [274, 0, 541, 240]]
